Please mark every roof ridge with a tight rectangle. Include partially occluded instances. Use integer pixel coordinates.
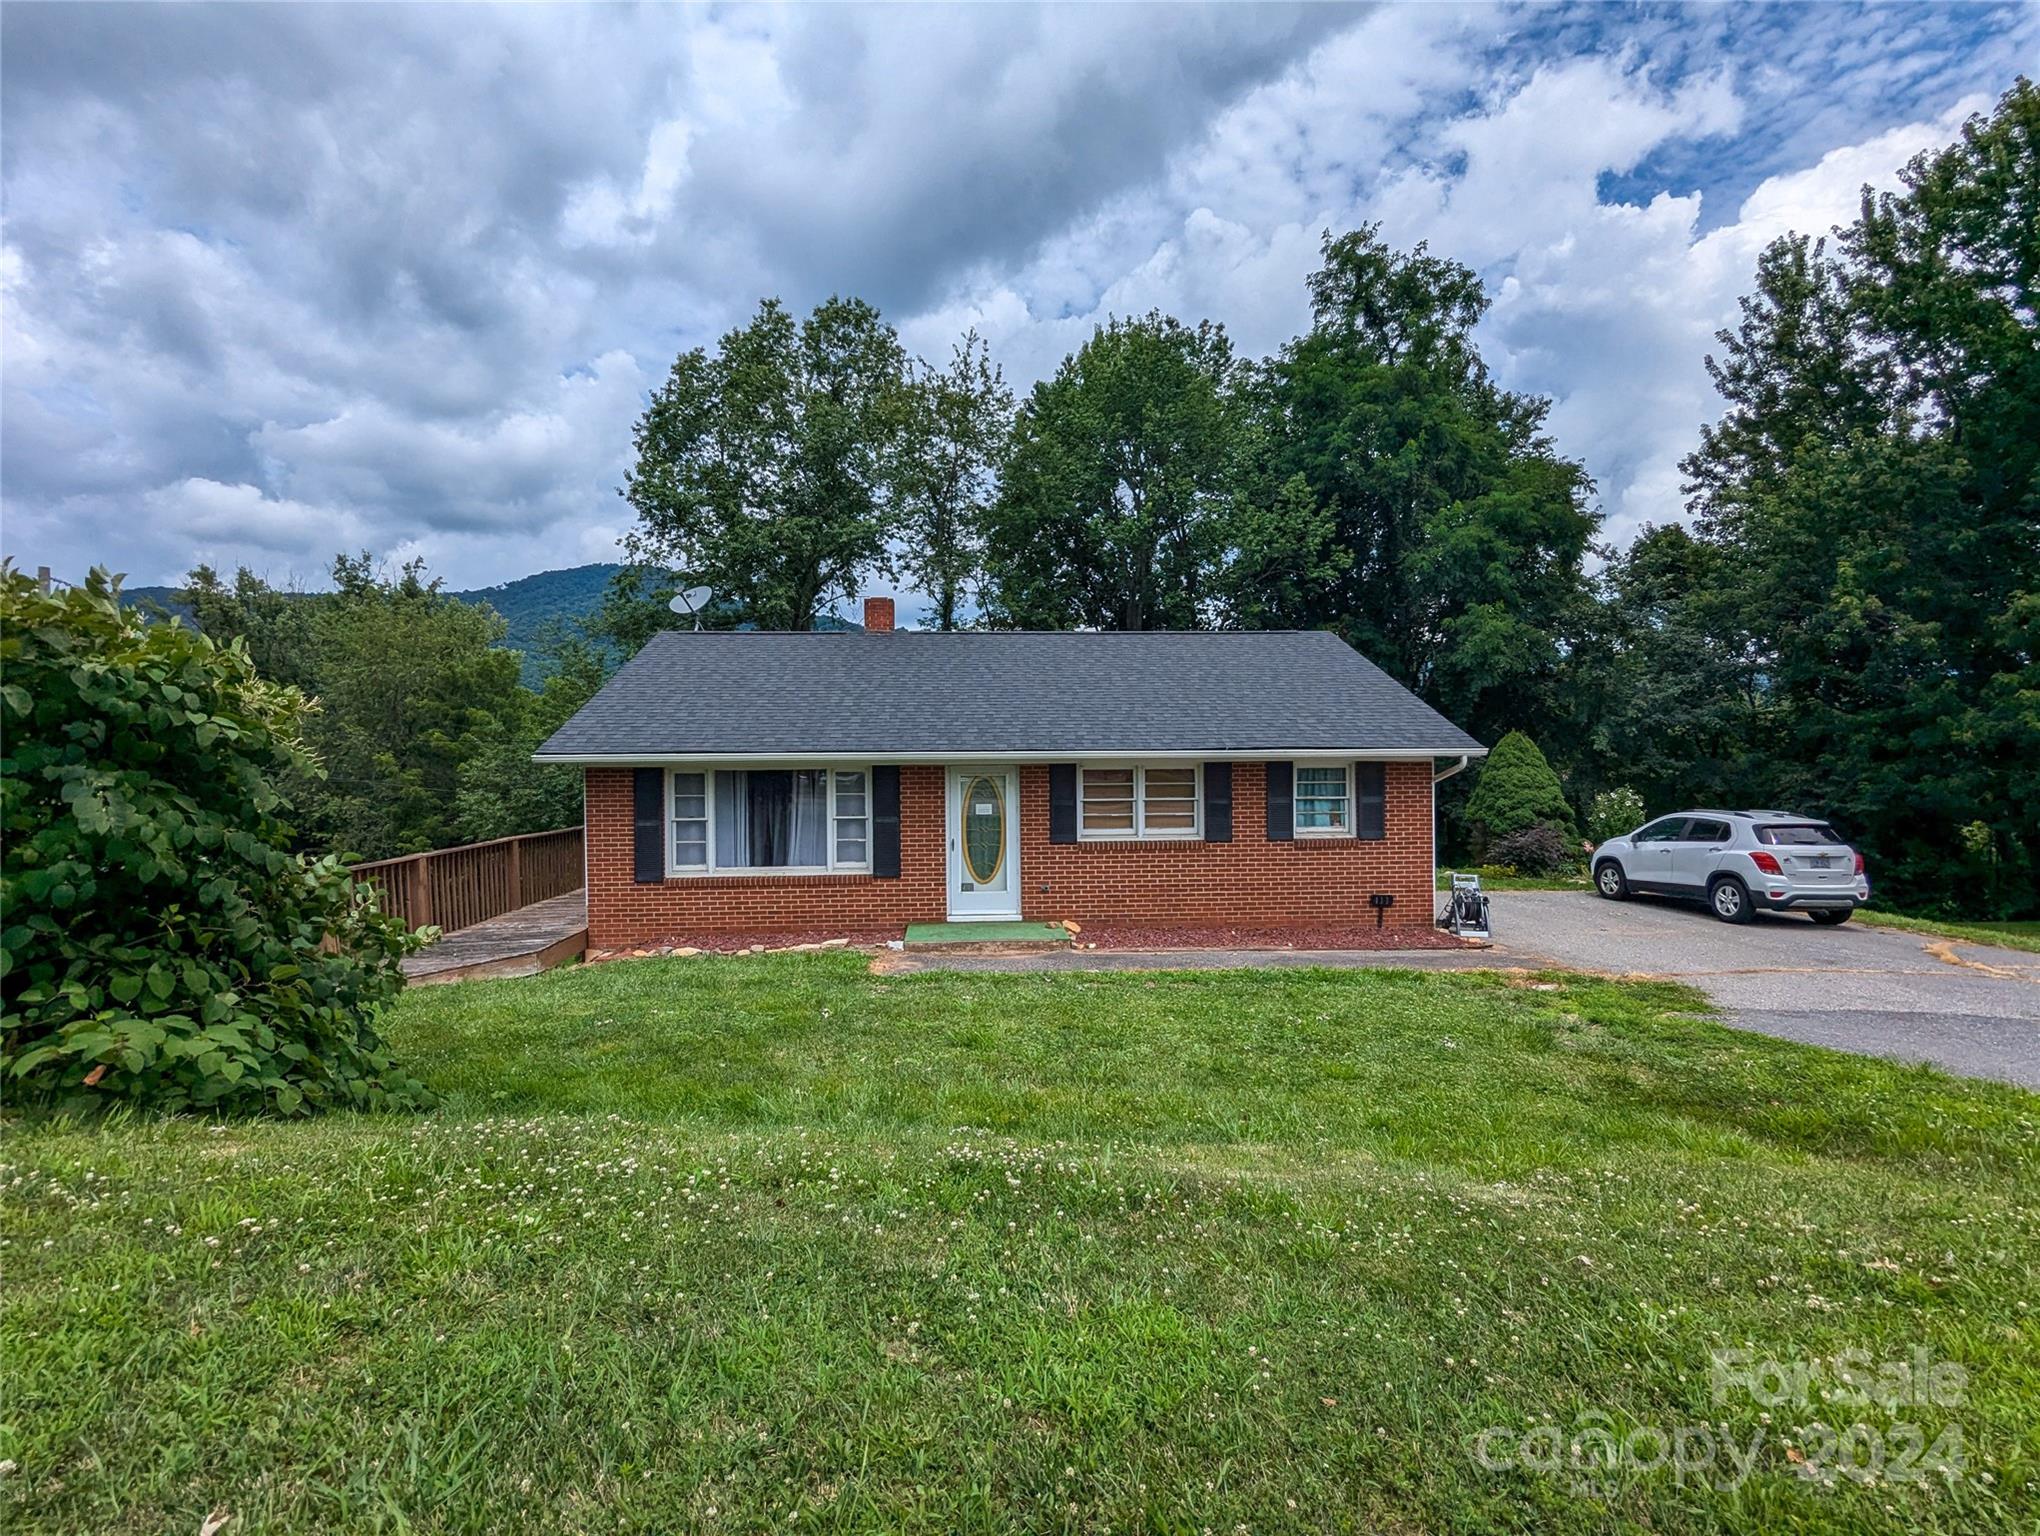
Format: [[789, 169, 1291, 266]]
[[647, 627, 1337, 637]]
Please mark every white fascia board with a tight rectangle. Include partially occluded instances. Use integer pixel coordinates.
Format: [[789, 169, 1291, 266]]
[[531, 747, 1488, 767]]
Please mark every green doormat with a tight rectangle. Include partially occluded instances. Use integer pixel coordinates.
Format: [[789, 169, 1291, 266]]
[[902, 921, 1070, 947]]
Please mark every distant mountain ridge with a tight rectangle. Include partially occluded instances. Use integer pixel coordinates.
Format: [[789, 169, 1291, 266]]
[[119, 563, 627, 684], [121, 562, 623, 630], [447, 563, 625, 660], [117, 562, 864, 684]]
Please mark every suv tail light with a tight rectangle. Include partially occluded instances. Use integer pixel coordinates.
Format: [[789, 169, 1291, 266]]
[[1854, 852, 1865, 875], [1750, 851, 1783, 875]]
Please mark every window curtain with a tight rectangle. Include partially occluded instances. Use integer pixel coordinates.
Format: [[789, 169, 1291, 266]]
[[790, 769, 828, 866], [748, 772, 789, 864], [715, 770, 750, 868], [714, 768, 828, 868]]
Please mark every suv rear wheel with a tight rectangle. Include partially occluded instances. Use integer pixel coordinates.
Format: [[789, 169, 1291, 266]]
[[1709, 875, 1753, 924], [1594, 860, 1629, 900]]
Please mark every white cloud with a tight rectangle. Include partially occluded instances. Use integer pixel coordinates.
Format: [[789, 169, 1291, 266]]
[[1470, 93, 1989, 540], [561, 118, 695, 248], [251, 349, 647, 536], [142, 478, 358, 558], [898, 21, 2008, 551], [2, 0, 2031, 596]]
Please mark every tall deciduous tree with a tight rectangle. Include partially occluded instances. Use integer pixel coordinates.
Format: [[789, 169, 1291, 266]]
[[1259, 228, 1599, 744], [623, 297, 915, 631], [983, 313, 1244, 630], [1676, 78, 2038, 916], [453, 629, 609, 844], [1564, 523, 1764, 818], [175, 556, 538, 861], [896, 331, 1013, 630], [1214, 470, 1351, 631], [174, 564, 321, 692], [303, 556, 528, 859]]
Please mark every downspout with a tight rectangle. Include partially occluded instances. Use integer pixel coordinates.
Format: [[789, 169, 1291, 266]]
[[1430, 756, 1471, 906]]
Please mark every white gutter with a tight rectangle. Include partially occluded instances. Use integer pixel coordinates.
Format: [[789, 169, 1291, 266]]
[[1427, 754, 1473, 903], [535, 747, 1490, 767], [1431, 754, 1472, 784]]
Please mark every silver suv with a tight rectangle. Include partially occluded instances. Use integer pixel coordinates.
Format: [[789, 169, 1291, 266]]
[[1592, 810, 1869, 925]]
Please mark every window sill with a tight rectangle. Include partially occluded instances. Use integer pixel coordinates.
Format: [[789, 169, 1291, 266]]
[[664, 869, 872, 882], [1075, 832, 1204, 845]]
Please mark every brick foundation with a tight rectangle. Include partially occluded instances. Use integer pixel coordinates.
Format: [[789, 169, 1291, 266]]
[[584, 761, 1435, 948]]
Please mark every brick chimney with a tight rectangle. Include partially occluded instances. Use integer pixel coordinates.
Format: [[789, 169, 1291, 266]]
[[863, 596, 895, 633]]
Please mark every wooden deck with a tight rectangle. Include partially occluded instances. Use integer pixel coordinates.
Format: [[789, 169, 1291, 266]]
[[354, 828, 582, 935], [402, 890, 587, 985]]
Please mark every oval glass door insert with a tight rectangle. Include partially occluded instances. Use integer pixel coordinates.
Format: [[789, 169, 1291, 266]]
[[962, 775, 1005, 885]]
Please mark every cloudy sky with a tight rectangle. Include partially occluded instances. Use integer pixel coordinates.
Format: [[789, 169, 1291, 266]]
[[4, 2, 2033, 619]]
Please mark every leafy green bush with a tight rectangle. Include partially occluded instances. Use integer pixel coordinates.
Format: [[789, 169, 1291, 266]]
[[2, 567, 429, 1115], [1486, 822, 1575, 875], [1587, 787, 1647, 847], [1463, 731, 1578, 849]]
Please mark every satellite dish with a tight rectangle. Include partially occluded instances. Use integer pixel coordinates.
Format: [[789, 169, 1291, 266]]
[[666, 586, 712, 614], [667, 585, 715, 629]]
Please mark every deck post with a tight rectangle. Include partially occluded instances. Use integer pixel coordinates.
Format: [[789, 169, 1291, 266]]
[[409, 853, 435, 930], [508, 836, 524, 907]]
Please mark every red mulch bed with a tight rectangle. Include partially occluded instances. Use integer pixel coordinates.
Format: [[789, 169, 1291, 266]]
[[586, 927, 898, 961], [587, 922, 1479, 962], [1075, 922, 1478, 952]]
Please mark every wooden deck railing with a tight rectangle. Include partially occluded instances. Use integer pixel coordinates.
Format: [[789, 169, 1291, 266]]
[[350, 827, 583, 934]]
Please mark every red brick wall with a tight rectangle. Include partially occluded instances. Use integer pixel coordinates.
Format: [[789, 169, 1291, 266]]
[[1014, 761, 1434, 928], [584, 765, 946, 947], [584, 760, 1435, 945]]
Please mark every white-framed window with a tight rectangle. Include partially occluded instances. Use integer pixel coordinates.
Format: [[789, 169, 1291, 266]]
[[1078, 764, 1202, 839], [671, 770, 710, 868], [668, 766, 871, 875], [832, 769, 869, 867], [1293, 763, 1352, 836]]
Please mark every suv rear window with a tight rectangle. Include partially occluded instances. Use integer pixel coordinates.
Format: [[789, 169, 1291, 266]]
[[1756, 823, 1843, 846]]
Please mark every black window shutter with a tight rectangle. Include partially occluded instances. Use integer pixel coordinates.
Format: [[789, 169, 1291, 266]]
[[1048, 765, 1078, 844], [632, 768, 665, 883], [872, 765, 902, 878], [1355, 762, 1387, 840], [1202, 762, 1232, 842], [1265, 762, 1294, 842]]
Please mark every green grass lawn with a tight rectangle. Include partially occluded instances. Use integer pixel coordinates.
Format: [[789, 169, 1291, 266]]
[[1437, 866, 1591, 892], [1853, 909, 2040, 955], [6, 956, 2037, 1534]]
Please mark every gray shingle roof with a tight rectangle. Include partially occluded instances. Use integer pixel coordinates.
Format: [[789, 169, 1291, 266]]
[[535, 630, 1484, 760]]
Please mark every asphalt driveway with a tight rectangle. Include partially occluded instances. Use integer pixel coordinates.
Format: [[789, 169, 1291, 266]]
[[1485, 891, 2040, 1089]]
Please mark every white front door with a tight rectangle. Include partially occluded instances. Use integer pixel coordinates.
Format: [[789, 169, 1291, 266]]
[[946, 767, 1020, 919]]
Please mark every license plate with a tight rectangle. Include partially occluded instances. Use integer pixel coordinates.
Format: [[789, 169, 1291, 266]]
[[1808, 856, 1834, 868]]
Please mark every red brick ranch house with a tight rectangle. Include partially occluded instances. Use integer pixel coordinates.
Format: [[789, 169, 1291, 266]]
[[535, 599, 1486, 949]]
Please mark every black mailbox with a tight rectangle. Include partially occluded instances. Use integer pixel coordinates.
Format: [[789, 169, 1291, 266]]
[[1369, 892, 1394, 928]]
